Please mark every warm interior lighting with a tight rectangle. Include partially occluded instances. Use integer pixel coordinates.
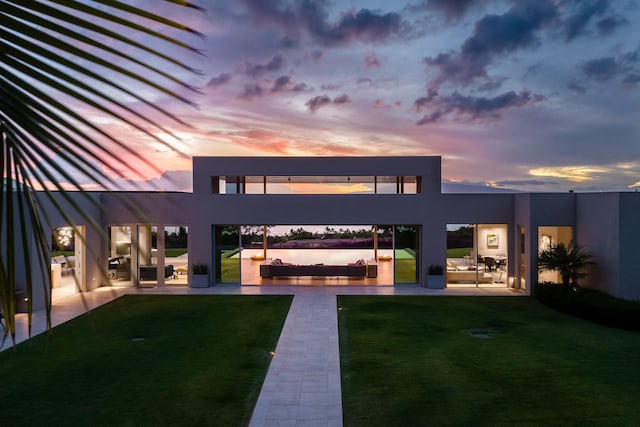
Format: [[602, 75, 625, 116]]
[[251, 252, 266, 260], [56, 227, 73, 247]]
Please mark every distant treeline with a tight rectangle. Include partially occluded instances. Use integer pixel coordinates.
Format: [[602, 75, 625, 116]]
[[447, 226, 473, 249]]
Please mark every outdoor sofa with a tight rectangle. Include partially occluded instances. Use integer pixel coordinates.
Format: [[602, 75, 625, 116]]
[[139, 264, 175, 281], [260, 259, 376, 278]]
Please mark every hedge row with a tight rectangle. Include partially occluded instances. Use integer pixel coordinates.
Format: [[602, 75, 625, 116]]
[[534, 283, 640, 332]]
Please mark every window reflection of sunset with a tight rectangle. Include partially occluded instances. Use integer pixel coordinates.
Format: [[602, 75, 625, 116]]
[[273, 182, 375, 194], [215, 175, 420, 194]]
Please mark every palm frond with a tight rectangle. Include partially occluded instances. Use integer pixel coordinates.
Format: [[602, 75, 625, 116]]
[[1, 0, 204, 345]]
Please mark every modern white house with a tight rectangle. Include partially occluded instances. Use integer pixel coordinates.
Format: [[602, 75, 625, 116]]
[[19, 156, 640, 310]]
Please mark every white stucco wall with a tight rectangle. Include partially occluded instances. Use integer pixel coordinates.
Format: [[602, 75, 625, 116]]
[[17, 157, 636, 300], [576, 193, 620, 296], [619, 193, 640, 300]]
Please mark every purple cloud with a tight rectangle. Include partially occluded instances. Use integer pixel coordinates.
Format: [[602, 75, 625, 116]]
[[413, 89, 438, 111], [271, 75, 291, 92], [372, 99, 401, 109], [409, 0, 490, 21], [415, 89, 545, 125], [333, 94, 351, 105], [244, 55, 285, 77], [580, 50, 639, 84], [270, 75, 309, 93], [207, 72, 232, 88], [581, 57, 619, 81], [236, 0, 297, 28], [305, 95, 332, 112], [292, 82, 308, 92], [563, 0, 610, 41], [317, 8, 402, 46], [239, 83, 265, 100], [237, 1, 404, 47], [305, 93, 351, 112], [424, 0, 557, 88], [416, 110, 445, 125], [596, 15, 628, 36], [568, 80, 587, 94]]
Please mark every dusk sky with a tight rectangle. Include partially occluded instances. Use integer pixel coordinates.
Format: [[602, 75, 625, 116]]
[[92, 0, 640, 193]]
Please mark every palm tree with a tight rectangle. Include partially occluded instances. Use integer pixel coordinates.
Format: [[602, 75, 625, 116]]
[[537, 241, 595, 287], [1, 0, 204, 344]]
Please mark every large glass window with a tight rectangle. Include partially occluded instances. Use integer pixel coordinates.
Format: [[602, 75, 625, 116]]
[[108, 226, 133, 286], [446, 224, 508, 287], [215, 225, 241, 283], [215, 224, 416, 286], [137, 225, 158, 287], [212, 176, 420, 194], [245, 176, 265, 194], [537, 226, 573, 284], [51, 226, 82, 301]]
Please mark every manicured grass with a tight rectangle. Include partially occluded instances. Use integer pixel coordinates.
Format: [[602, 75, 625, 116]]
[[446, 247, 472, 258], [338, 296, 640, 426], [52, 250, 74, 257], [0, 295, 292, 426], [221, 256, 241, 283], [394, 249, 418, 284], [165, 248, 188, 257]]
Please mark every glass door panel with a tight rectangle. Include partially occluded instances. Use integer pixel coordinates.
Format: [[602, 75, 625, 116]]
[[108, 226, 133, 286], [138, 225, 158, 287], [394, 225, 419, 284], [165, 226, 188, 285], [215, 225, 241, 283], [446, 224, 481, 286]]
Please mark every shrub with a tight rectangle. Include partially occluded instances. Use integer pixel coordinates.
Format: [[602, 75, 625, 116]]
[[534, 282, 640, 331], [428, 264, 444, 275], [537, 242, 594, 287], [191, 263, 208, 275]]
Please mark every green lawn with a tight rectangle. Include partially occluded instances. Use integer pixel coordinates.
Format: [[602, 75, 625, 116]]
[[394, 249, 418, 284], [338, 296, 640, 426], [446, 247, 472, 258], [165, 248, 188, 257], [51, 250, 74, 258], [0, 295, 292, 426]]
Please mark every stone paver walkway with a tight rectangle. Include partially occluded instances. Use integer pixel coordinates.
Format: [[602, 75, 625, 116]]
[[249, 294, 342, 427]]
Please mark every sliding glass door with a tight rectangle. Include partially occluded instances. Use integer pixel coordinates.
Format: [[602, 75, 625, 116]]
[[214, 225, 241, 283], [394, 225, 419, 284]]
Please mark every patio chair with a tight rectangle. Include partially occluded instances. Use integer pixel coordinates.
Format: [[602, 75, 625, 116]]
[[483, 256, 497, 271]]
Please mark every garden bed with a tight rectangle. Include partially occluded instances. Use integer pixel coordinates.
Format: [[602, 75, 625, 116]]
[[534, 283, 640, 331]]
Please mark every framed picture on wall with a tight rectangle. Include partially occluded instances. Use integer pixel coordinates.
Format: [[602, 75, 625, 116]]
[[487, 234, 499, 248], [541, 234, 552, 250]]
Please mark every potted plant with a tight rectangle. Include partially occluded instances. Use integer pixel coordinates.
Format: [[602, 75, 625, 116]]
[[426, 264, 445, 289], [191, 263, 209, 287]]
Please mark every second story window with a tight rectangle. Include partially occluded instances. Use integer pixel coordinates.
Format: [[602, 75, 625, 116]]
[[211, 176, 421, 194]]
